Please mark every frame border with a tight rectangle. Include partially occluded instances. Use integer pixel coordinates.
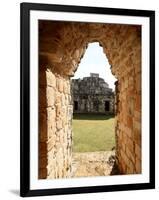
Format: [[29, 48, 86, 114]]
[[20, 2, 155, 197]]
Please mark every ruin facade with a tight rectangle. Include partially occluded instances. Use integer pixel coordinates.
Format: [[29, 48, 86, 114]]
[[71, 73, 114, 114]]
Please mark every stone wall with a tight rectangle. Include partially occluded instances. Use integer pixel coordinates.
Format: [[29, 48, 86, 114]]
[[71, 73, 114, 114], [39, 20, 141, 178], [39, 67, 73, 178], [113, 31, 141, 174]]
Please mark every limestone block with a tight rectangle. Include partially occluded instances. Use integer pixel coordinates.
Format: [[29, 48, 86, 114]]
[[57, 77, 64, 93], [46, 69, 56, 88], [61, 106, 67, 119], [55, 141, 61, 150], [47, 86, 55, 107], [47, 147, 55, 160], [56, 118, 62, 130], [61, 93, 65, 106], [67, 129, 72, 139], [63, 81, 68, 94], [55, 92, 62, 104], [47, 107, 56, 137], [67, 105, 73, 120], [66, 80, 71, 94], [48, 125, 56, 141], [47, 135, 56, 151], [60, 132, 64, 143], [56, 129, 62, 137], [47, 107, 56, 122], [56, 103, 62, 118]]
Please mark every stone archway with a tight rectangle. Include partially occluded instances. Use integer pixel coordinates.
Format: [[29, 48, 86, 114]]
[[39, 21, 141, 179]]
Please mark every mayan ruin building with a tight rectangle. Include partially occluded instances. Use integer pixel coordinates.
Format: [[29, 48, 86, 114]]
[[71, 73, 114, 114]]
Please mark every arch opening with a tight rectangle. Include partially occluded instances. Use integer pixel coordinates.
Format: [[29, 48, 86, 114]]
[[71, 42, 117, 177]]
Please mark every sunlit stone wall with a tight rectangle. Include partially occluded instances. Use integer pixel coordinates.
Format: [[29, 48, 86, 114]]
[[39, 20, 141, 178]]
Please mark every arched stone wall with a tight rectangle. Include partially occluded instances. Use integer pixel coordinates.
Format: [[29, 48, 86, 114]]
[[39, 20, 141, 178]]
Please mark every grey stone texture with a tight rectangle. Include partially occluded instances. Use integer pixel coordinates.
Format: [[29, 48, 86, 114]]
[[71, 73, 114, 114]]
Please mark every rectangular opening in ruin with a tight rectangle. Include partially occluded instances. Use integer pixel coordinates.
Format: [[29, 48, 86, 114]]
[[105, 101, 110, 111], [74, 101, 78, 111]]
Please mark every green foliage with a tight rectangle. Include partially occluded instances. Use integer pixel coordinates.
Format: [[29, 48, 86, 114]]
[[72, 114, 115, 152]]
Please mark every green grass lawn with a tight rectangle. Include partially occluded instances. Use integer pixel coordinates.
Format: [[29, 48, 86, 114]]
[[72, 114, 115, 152]]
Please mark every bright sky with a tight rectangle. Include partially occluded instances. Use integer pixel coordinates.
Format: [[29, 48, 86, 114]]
[[72, 42, 117, 90]]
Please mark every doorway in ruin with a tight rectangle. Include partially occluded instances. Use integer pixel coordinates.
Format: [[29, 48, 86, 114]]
[[105, 101, 110, 112], [71, 42, 117, 177], [74, 101, 78, 111], [39, 20, 141, 179]]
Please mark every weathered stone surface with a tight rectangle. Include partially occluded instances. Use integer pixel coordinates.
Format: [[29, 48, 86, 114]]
[[46, 69, 56, 88], [72, 151, 116, 177], [56, 117, 63, 130], [47, 87, 55, 107], [57, 77, 64, 93], [38, 20, 141, 178]]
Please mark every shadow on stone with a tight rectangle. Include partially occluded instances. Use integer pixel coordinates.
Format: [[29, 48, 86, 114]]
[[110, 161, 120, 175], [106, 151, 120, 175]]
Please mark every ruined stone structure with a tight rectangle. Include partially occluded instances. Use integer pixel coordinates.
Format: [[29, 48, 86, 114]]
[[71, 73, 114, 114], [39, 20, 141, 179]]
